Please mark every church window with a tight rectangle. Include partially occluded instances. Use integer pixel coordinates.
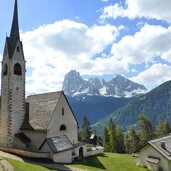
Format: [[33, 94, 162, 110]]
[[62, 108, 64, 116], [17, 46, 20, 52], [3, 64, 8, 76], [60, 124, 66, 131], [14, 63, 22, 75]]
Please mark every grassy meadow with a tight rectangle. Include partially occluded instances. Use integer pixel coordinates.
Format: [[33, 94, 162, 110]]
[[6, 153, 147, 171], [69, 153, 148, 171]]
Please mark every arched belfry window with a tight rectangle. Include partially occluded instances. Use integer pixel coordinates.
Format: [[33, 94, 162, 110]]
[[60, 124, 66, 131], [14, 63, 22, 75], [17, 46, 20, 52], [3, 63, 8, 76]]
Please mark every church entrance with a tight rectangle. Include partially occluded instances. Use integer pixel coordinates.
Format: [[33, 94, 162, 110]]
[[79, 147, 84, 159]]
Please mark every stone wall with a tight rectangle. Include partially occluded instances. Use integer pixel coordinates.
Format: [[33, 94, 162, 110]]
[[0, 147, 50, 159]]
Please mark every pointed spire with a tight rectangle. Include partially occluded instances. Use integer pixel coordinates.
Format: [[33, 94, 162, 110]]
[[10, 0, 20, 40]]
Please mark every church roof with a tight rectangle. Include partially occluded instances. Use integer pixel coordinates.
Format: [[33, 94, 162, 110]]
[[15, 133, 31, 144], [5, 0, 22, 59], [10, 0, 20, 40], [40, 135, 73, 153], [25, 91, 63, 130]]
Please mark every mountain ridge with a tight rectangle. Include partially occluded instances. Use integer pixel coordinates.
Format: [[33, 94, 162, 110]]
[[62, 70, 148, 97], [93, 80, 171, 133]]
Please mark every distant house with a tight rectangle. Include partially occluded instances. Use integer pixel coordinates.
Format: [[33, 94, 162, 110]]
[[90, 134, 97, 146], [139, 135, 171, 171]]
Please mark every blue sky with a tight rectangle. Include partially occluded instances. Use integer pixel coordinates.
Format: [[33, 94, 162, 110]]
[[0, 0, 171, 94]]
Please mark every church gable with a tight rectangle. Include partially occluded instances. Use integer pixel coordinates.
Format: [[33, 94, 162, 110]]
[[46, 92, 78, 144], [25, 91, 62, 130]]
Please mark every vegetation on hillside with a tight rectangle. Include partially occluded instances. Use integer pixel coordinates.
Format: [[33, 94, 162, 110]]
[[94, 80, 171, 131], [102, 114, 171, 154]]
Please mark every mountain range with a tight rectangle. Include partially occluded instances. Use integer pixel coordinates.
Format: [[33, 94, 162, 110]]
[[63, 70, 148, 125], [63, 70, 148, 98], [63, 70, 171, 136], [93, 80, 171, 133]]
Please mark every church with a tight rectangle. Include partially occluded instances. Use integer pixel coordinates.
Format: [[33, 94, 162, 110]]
[[0, 0, 86, 163]]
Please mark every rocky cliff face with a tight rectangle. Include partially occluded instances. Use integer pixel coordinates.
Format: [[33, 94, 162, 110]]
[[62, 70, 148, 97]]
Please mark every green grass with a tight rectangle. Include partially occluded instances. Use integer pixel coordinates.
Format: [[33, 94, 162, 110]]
[[6, 158, 59, 171], [6, 153, 148, 171], [69, 153, 148, 171]]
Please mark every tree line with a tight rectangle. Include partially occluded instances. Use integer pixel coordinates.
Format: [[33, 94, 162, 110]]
[[79, 114, 171, 154]]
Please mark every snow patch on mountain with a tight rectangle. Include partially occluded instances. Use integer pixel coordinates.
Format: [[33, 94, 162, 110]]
[[62, 70, 148, 97]]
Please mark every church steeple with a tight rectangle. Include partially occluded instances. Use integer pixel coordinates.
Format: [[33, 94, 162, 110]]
[[0, 0, 26, 147], [10, 0, 20, 40]]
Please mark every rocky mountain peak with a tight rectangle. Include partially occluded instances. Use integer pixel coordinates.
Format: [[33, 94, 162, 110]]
[[62, 70, 148, 97]]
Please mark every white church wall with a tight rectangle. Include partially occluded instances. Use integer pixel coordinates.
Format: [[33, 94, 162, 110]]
[[47, 93, 78, 144], [40, 141, 51, 153], [52, 150, 73, 163]]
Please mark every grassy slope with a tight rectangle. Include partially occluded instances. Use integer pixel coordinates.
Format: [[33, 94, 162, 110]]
[[6, 153, 147, 171], [6, 158, 58, 171], [70, 153, 147, 171]]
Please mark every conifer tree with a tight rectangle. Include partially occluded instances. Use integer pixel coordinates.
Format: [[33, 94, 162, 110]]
[[115, 126, 125, 153], [108, 118, 117, 153], [155, 120, 171, 138], [125, 127, 140, 154], [81, 116, 91, 143], [103, 126, 110, 152], [137, 114, 153, 147]]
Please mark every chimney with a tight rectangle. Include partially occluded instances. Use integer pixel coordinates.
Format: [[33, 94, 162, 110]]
[[161, 141, 166, 150]]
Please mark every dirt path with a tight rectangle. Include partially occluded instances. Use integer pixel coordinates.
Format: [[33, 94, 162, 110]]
[[0, 157, 13, 171]]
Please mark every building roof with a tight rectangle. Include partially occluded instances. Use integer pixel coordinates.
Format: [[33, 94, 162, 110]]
[[25, 91, 63, 130], [5, 0, 21, 59], [15, 133, 31, 144], [147, 135, 171, 160], [40, 135, 73, 153]]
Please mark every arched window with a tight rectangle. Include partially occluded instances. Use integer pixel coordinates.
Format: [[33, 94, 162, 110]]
[[14, 63, 22, 75], [60, 124, 66, 131], [3, 64, 8, 76]]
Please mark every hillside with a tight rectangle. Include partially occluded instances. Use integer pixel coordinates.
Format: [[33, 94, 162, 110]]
[[94, 80, 171, 131], [67, 95, 132, 125]]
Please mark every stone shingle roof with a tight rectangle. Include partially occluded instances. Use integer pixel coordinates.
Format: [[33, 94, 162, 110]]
[[25, 91, 62, 130], [149, 135, 171, 160], [40, 135, 73, 153]]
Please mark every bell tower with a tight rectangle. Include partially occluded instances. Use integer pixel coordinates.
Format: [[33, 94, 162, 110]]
[[0, 0, 26, 147]]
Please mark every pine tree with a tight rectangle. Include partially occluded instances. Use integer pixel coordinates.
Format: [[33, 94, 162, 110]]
[[108, 118, 117, 153], [81, 116, 91, 143], [155, 120, 171, 138], [115, 126, 125, 153], [125, 127, 140, 154], [137, 114, 153, 147], [103, 126, 110, 152]]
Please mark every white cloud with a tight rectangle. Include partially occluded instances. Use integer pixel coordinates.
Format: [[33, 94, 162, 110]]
[[100, 0, 171, 23], [21, 20, 120, 94], [111, 24, 171, 65], [102, 0, 109, 2], [131, 63, 171, 89]]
